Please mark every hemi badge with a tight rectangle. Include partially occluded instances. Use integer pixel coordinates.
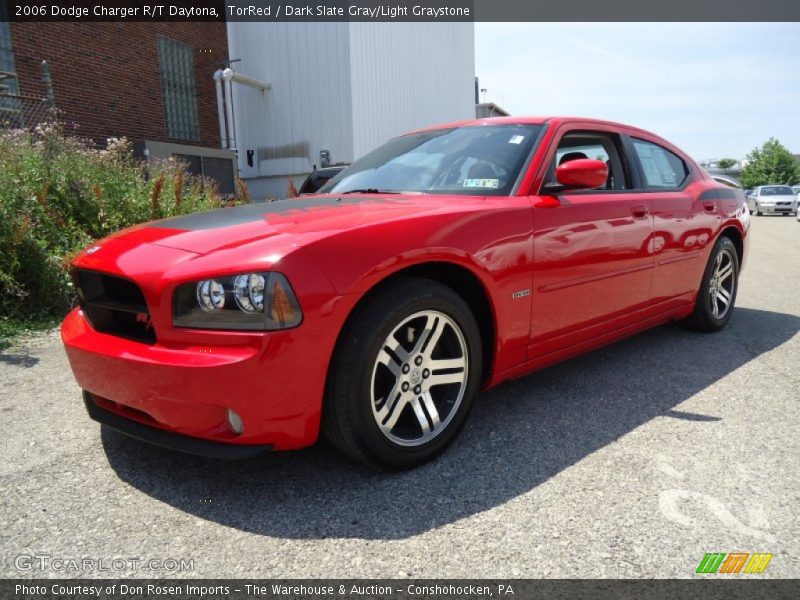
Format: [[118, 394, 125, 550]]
[[512, 289, 531, 299]]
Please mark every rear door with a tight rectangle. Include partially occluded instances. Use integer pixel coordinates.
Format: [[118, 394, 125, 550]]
[[628, 137, 715, 305], [528, 125, 655, 358]]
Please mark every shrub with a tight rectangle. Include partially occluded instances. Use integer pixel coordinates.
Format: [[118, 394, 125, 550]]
[[0, 124, 235, 338]]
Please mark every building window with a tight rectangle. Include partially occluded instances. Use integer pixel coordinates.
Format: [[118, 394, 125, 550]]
[[157, 36, 199, 142], [0, 3, 19, 95]]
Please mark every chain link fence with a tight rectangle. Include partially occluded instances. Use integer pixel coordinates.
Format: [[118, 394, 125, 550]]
[[0, 90, 56, 129], [0, 64, 56, 130]]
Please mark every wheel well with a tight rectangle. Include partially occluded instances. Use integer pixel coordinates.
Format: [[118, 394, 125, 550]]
[[336, 262, 495, 384], [719, 226, 743, 266]]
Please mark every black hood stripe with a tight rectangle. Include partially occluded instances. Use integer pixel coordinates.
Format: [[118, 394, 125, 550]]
[[151, 196, 384, 231]]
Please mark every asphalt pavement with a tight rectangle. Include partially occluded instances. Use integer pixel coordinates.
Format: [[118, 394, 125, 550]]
[[1, 215, 798, 579]]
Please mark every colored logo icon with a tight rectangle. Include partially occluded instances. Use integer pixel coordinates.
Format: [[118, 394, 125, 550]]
[[696, 552, 773, 574]]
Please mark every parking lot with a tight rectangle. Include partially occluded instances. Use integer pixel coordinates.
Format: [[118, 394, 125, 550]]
[[1, 215, 798, 579]]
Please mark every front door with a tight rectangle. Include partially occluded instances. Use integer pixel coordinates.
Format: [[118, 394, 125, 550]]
[[528, 128, 654, 358]]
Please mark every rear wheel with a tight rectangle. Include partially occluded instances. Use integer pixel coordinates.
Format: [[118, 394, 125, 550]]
[[323, 278, 482, 469], [683, 236, 739, 332]]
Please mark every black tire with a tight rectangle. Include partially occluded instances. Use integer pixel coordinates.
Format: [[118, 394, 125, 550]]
[[682, 236, 739, 332], [755, 203, 762, 216], [322, 277, 482, 469]]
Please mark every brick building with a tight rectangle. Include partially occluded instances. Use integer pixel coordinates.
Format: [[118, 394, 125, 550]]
[[6, 21, 227, 146], [1, 19, 235, 191]]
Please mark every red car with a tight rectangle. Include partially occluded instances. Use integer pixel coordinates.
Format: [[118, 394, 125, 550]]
[[62, 117, 749, 468]]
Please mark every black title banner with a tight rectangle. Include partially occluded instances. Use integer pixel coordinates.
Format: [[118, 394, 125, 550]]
[[6, 0, 800, 22]]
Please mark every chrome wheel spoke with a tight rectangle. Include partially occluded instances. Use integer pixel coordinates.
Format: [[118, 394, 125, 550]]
[[429, 357, 466, 372], [717, 287, 731, 306], [377, 340, 407, 377], [412, 314, 446, 357], [409, 397, 432, 434], [717, 262, 733, 283], [427, 372, 465, 387], [419, 391, 441, 430], [378, 393, 409, 431], [376, 377, 403, 413]]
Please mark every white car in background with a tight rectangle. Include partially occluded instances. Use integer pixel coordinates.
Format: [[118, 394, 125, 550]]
[[747, 185, 798, 216]]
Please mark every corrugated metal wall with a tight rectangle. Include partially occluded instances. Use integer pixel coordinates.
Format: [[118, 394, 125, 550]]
[[226, 22, 475, 186], [226, 22, 354, 179], [349, 22, 475, 159]]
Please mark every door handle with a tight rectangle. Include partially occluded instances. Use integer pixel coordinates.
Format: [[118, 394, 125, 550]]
[[631, 205, 648, 218], [703, 201, 716, 212]]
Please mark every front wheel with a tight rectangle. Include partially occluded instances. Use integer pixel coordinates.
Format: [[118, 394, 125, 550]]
[[323, 277, 482, 469], [682, 236, 739, 332], [755, 203, 762, 216]]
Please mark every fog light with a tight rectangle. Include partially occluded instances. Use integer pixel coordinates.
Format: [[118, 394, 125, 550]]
[[227, 409, 244, 435]]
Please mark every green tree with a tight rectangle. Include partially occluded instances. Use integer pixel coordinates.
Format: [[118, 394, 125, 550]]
[[739, 138, 800, 188], [716, 158, 737, 173]]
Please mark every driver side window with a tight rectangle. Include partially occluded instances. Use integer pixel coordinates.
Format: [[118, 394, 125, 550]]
[[547, 131, 629, 191]]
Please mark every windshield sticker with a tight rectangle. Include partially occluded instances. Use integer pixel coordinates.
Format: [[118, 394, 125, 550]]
[[509, 135, 525, 144], [463, 178, 500, 189]]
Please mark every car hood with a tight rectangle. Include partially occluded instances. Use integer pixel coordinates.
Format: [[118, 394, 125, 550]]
[[107, 194, 484, 255], [759, 195, 797, 202]]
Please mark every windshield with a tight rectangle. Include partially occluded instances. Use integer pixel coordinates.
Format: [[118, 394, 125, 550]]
[[320, 124, 544, 196], [761, 186, 794, 195]]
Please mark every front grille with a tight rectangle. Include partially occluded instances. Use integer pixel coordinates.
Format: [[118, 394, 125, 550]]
[[72, 269, 156, 344]]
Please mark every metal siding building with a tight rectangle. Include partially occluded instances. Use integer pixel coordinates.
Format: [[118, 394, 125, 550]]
[[225, 22, 475, 199]]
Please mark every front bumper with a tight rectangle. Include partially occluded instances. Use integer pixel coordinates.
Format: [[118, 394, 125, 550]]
[[62, 306, 339, 451], [84, 391, 272, 458], [758, 204, 796, 214]]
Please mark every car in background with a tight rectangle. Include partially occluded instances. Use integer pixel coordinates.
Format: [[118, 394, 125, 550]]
[[61, 117, 748, 468], [747, 185, 798, 216], [299, 166, 347, 195]]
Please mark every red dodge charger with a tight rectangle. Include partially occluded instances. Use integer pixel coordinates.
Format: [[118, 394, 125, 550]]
[[62, 117, 749, 468]]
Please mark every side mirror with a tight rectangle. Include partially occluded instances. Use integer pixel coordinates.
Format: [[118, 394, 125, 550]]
[[544, 159, 609, 193]]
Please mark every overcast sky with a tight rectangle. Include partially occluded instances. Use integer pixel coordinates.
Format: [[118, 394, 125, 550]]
[[475, 23, 800, 161]]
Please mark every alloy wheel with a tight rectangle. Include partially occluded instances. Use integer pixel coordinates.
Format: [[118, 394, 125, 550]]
[[370, 310, 468, 447], [709, 248, 736, 319]]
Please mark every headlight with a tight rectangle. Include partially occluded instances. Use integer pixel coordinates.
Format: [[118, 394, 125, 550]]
[[173, 272, 302, 331]]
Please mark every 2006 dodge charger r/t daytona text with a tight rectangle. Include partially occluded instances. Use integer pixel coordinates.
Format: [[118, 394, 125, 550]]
[[61, 117, 749, 468]]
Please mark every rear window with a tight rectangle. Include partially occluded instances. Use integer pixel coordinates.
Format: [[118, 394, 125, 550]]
[[631, 139, 689, 189]]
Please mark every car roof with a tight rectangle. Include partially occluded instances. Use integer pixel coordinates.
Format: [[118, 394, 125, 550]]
[[407, 116, 680, 148], [404, 116, 690, 164], [410, 116, 655, 135]]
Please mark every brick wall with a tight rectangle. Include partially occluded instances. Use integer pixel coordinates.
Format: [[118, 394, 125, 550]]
[[9, 22, 228, 148]]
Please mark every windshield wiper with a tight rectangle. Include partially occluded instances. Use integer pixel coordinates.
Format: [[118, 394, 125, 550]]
[[338, 188, 401, 195]]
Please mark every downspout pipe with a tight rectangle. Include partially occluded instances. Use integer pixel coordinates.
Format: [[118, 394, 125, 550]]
[[219, 68, 269, 163], [213, 69, 227, 149], [223, 67, 271, 92], [221, 69, 237, 154]]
